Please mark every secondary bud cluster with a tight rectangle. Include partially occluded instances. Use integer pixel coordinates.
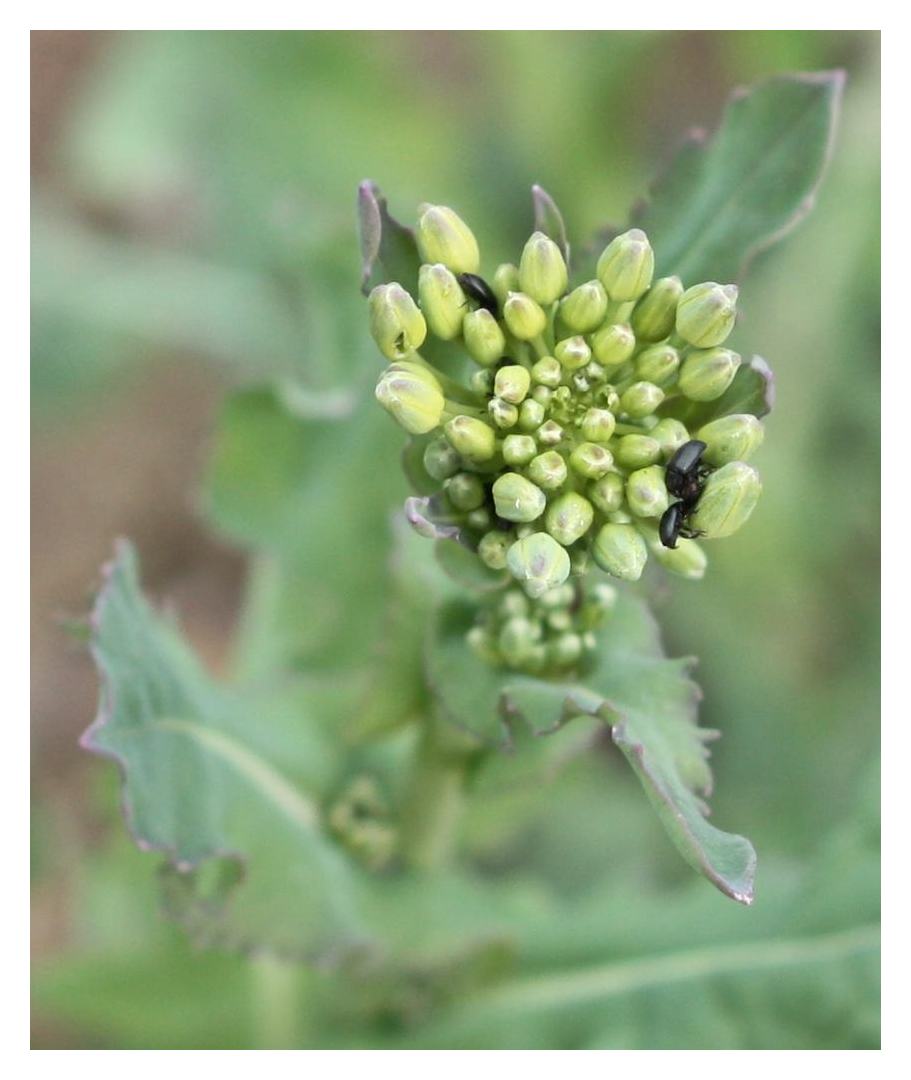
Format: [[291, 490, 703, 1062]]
[[366, 202, 765, 654]]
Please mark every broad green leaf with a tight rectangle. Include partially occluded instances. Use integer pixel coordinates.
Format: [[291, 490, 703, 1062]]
[[635, 71, 844, 284], [427, 593, 755, 903]]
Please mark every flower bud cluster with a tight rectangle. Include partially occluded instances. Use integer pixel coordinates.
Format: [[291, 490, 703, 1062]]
[[367, 203, 765, 614]]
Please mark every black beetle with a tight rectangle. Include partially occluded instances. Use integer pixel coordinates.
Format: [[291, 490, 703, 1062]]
[[660, 440, 711, 549], [457, 272, 499, 318]]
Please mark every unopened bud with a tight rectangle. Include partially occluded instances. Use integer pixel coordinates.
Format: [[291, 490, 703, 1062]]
[[416, 204, 480, 274], [592, 523, 648, 581], [495, 364, 532, 404], [444, 415, 497, 462], [418, 264, 466, 341], [580, 407, 616, 444], [591, 322, 636, 367], [502, 433, 537, 466], [545, 492, 594, 547], [625, 465, 670, 519], [651, 418, 691, 459], [620, 381, 665, 419], [675, 282, 738, 348], [488, 397, 519, 430], [467, 507, 492, 531], [570, 442, 613, 480], [550, 632, 584, 667], [498, 616, 539, 666], [519, 231, 569, 305], [652, 537, 708, 580], [635, 343, 680, 385], [560, 279, 609, 333], [616, 434, 661, 469], [492, 472, 547, 523], [689, 462, 761, 539], [503, 292, 548, 340], [470, 369, 494, 395], [446, 472, 485, 511], [463, 308, 506, 367], [536, 420, 564, 447], [368, 283, 427, 361], [554, 335, 591, 372], [596, 228, 655, 302], [506, 532, 571, 599], [631, 276, 683, 342], [375, 366, 443, 434], [423, 437, 460, 481], [518, 398, 546, 432], [528, 450, 567, 491], [492, 262, 520, 303], [478, 529, 512, 570], [588, 472, 624, 514], [697, 414, 765, 465], [531, 355, 562, 387], [678, 348, 741, 401]]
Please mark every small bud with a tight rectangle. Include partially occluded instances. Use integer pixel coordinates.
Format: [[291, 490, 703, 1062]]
[[446, 472, 485, 511], [500, 591, 529, 619], [625, 465, 670, 519], [652, 537, 708, 580], [444, 415, 497, 462], [488, 397, 519, 430], [418, 264, 466, 341], [579, 581, 617, 628], [620, 381, 665, 419], [506, 533, 572, 599], [531, 385, 553, 407], [635, 343, 680, 385], [467, 507, 492, 531], [554, 335, 592, 372], [675, 282, 738, 348], [528, 450, 568, 491], [592, 523, 648, 581], [689, 462, 762, 539], [495, 364, 532, 404], [697, 414, 765, 465], [375, 367, 444, 434], [503, 292, 548, 340], [470, 369, 495, 395], [498, 616, 539, 666], [519, 231, 569, 305], [631, 276, 683, 342], [467, 625, 499, 665], [463, 309, 506, 367], [492, 262, 520, 303], [502, 434, 537, 466], [560, 279, 608, 334], [416, 204, 480, 274], [478, 529, 512, 570], [368, 283, 427, 361], [678, 348, 741, 401], [536, 420, 564, 447], [591, 323, 636, 367], [588, 472, 624, 514], [423, 437, 460, 481], [511, 401, 540, 434], [616, 434, 661, 469], [545, 492, 594, 547], [550, 632, 584, 667], [570, 442, 613, 480], [596, 228, 655, 301], [539, 583, 575, 609], [492, 472, 547, 523], [531, 355, 562, 387], [651, 418, 691, 459], [580, 407, 616, 444]]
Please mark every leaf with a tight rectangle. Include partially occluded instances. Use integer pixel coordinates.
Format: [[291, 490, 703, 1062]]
[[634, 71, 845, 284], [434, 540, 510, 593], [81, 541, 368, 961], [358, 179, 421, 295], [661, 354, 775, 427], [531, 184, 570, 267], [426, 592, 755, 904]]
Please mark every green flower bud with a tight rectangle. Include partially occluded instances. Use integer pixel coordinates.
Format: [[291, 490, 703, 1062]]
[[446, 472, 485, 511], [418, 264, 466, 341], [531, 385, 553, 407], [635, 343, 680, 385], [488, 397, 519, 430], [560, 279, 609, 334], [498, 616, 539, 666], [689, 462, 762, 539], [492, 472, 547, 523], [536, 420, 564, 447], [375, 366, 444, 434], [368, 283, 427, 361], [506, 532, 571, 599], [570, 442, 613, 480], [596, 229, 655, 302], [478, 529, 511, 570], [528, 450, 568, 491], [631, 276, 683, 342], [625, 465, 670, 519], [675, 282, 738, 348], [592, 523, 648, 581], [470, 369, 494, 395], [580, 407, 616, 444], [500, 590, 529, 619], [492, 262, 520, 303], [678, 348, 741, 401], [467, 507, 492, 531], [697, 414, 765, 465], [423, 437, 460, 481], [616, 434, 662, 469], [588, 472, 624, 514], [652, 537, 708, 580], [502, 433, 537, 466], [554, 335, 592, 372], [467, 625, 499, 665], [416, 204, 480, 274], [550, 632, 583, 667], [531, 355, 562, 387], [463, 308, 506, 367], [495, 364, 532, 404], [651, 418, 691, 459], [545, 492, 594, 547], [444, 415, 497, 462], [591, 322, 636, 367], [503, 292, 548, 341], [539, 583, 575, 609], [579, 581, 617, 629], [519, 231, 569, 305], [620, 381, 665, 419], [516, 400, 543, 433]]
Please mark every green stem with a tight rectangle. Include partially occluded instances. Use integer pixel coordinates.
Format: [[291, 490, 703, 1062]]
[[249, 954, 308, 1049], [399, 723, 471, 871]]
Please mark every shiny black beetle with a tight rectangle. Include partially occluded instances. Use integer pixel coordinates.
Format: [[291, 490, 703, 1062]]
[[659, 439, 710, 549], [457, 272, 499, 318]]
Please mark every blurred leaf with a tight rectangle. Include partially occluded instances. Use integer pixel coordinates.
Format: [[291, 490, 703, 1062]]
[[427, 593, 755, 903], [635, 71, 844, 283]]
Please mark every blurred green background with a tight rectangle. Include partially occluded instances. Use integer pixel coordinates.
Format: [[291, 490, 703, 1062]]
[[31, 30, 879, 1049]]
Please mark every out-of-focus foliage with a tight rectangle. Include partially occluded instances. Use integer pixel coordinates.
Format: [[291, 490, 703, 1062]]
[[32, 30, 879, 1049]]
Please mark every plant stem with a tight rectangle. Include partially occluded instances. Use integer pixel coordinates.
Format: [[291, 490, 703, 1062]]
[[399, 723, 471, 871], [249, 954, 308, 1049]]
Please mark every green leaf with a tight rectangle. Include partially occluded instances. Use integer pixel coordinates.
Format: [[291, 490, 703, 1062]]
[[434, 540, 510, 594], [358, 180, 421, 295], [427, 592, 755, 904], [635, 71, 844, 284], [81, 541, 367, 961]]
